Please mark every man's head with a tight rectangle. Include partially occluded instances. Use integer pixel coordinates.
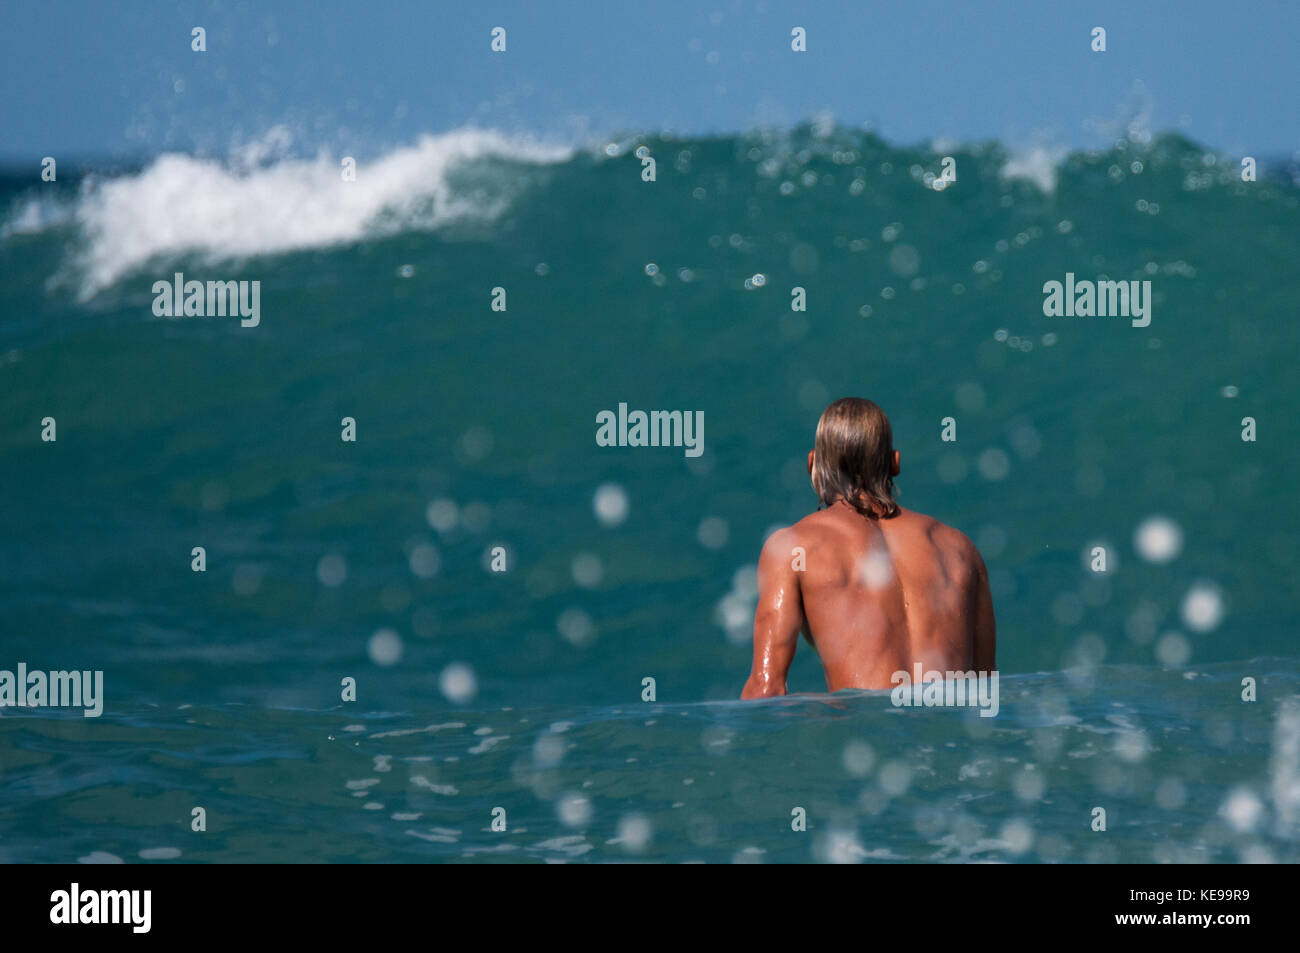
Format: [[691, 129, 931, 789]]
[[807, 398, 900, 519]]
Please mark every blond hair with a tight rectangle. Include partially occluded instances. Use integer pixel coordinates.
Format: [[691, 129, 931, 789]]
[[811, 398, 898, 519]]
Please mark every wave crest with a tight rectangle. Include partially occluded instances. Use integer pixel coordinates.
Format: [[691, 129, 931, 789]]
[[66, 128, 571, 298]]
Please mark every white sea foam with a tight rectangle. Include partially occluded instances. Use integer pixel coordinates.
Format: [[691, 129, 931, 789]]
[[1272, 698, 1300, 838], [999, 146, 1067, 195], [0, 194, 73, 238], [49, 128, 570, 298]]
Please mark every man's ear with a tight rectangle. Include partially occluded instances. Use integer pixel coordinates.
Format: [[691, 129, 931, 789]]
[[807, 450, 815, 476], [891, 450, 901, 477]]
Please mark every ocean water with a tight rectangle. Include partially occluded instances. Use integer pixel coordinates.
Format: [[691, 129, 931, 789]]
[[1, 125, 1298, 862]]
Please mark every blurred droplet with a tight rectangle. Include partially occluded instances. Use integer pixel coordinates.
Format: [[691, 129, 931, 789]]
[[557, 792, 593, 828], [1135, 515, 1183, 563], [697, 516, 729, 549], [888, 244, 920, 277], [368, 628, 403, 666], [408, 543, 441, 578], [317, 553, 347, 587], [557, 608, 597, 646], [842, 741, 876, 778], [571, 553, 603, 588], [1156, 631, 1191, 667], [616, 814, 652, 852], [977, 448, 1010, 481], [1181, 581, 1225, 632], [1220, 787, 1264, 833], [426, 498, 459, 533], [439, 663, 477, 704], [593, 483, 629, 528], [999, 818, 1034, 855]]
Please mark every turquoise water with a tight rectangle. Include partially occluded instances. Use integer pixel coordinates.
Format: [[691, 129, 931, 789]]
[[1, 126, 1298, 861], [1, 662, 1297, 863]]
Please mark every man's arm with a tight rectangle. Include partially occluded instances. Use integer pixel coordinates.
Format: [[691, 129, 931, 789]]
[[741, 529, 804, 699], [972, 548, 996, 671]]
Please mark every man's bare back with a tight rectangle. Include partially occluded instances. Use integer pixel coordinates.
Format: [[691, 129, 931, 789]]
[[741, 503, 996, 698]]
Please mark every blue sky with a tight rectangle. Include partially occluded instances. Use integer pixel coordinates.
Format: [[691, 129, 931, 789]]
[[2, 0, 1297, 161]]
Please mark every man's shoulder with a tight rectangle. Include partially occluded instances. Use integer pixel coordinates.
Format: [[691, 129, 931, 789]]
[[759, 511, 835, 559], [773, 506, 981, 562], [760, 519, 808, 557], [896, 508, 980, 559], [786, 508, 849, 542]]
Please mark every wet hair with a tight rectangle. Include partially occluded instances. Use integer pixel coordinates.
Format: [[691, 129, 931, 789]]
[[811, 398, 899, 519]]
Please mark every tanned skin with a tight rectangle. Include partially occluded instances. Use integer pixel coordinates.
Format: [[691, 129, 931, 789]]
[[742, 449, 995, 698]]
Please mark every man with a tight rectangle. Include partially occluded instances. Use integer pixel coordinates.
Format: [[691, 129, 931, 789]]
[[741, 398, 995, 698]]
